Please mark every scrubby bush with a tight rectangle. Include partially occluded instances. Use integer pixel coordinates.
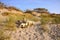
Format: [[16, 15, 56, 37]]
[[0, 29, 10, 40], [24, 13, 40, 21], [41, 14, 51, 24], [2, 12, 10, 16], [52, 16, 60, 24]]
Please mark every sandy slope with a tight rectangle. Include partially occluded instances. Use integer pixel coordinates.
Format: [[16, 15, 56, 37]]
[[4, 23, 60, 40]]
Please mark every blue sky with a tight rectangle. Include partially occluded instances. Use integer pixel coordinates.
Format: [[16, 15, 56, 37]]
[[0, 0, 60, 13]]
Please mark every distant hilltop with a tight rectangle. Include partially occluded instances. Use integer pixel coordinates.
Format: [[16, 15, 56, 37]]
[[0, 2, 60, 23], [0, 2, 57, 17], [0, 2, 59, 14]]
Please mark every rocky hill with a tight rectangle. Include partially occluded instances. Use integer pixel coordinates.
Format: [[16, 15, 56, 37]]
[[0, 2, 60, 40]]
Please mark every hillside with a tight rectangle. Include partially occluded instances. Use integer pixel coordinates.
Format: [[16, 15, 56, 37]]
[[0, 2, 60, 40]]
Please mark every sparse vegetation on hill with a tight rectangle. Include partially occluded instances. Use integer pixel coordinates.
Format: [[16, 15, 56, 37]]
[[41, 13, 60, 24]]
